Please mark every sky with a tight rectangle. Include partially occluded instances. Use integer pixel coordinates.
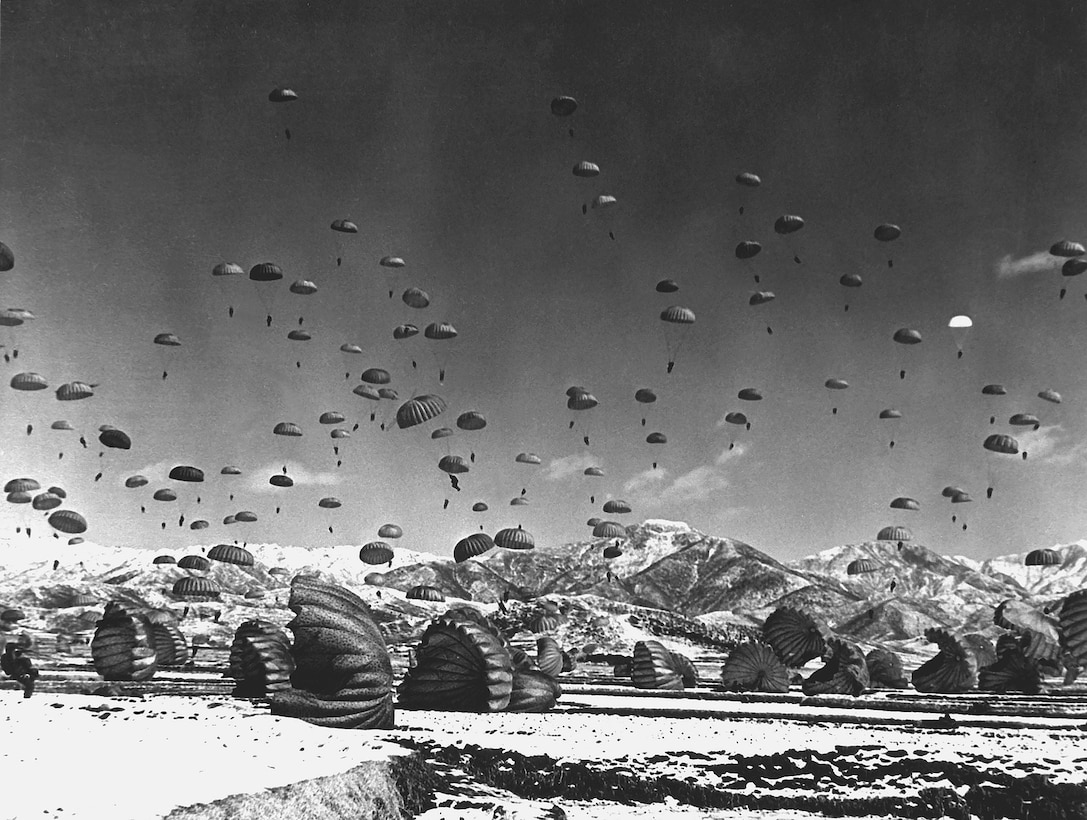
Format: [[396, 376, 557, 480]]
[[2, 0, 1087, 561]]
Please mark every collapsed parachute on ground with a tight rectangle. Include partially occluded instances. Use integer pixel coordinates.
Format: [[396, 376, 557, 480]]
[[911, 628, 978, 693], [269, 576, 394, 728], [978, 635, 1043, 694], [802, 638, 869, 696]]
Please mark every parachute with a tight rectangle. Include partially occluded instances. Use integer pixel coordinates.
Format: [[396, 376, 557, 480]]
[[720, 641, 789, 693], [847, 558, 879, 575], [168, 466, 204, 483], [318, 497, 341, 509], [593, 520, 626, 538], [402, 287, 430, 309], [839, 273, 863, 311], [494, 527, 534, 550], [572, 161, 600, 178], [397, 395, 447, 429], [152, 555, 176, 565], [865, 647, 909, 688], [1025, 548, 1061, 567], [148, 617, 188, 667], [91, 603, 157, 681], [227, 620, 295, 698], [891, 328, 922, 378], [48, 509, 87, 534], [398, 616, 513, 711], [602, 499, 631, 515], [359, 542, 394, 565], [153, 489, 178, 502], [911, 628, 978, 693], [212, 262, 244, 317], [876, 525, 911, 542], [890, 497, 920, 511], [172, 576, 220, 599], [55, 382, 95, 401], [268, 576, 395, 728], [10, 372, 47, 391], [978, 635, 1043, 694], [655, 279, 679, 293], [948, 315, 972, 358], [178, 555, 211, 571], [0, 241, 13, 271], [1038, 389, 1062, 404], [515, 452, 542, 465], [762, 607, 826, 667], [659, 306, 695, 373], [1050, 240, 1085, 257], [801, 638, 869, 696], [207, 544, 254, 566], [454, 533, 495, 563], [457, 411, 486, 431], [1058, 590, 1087, 668], [378, 524, 402, 539], [631, 640, 684, 690], [738, 388, 763, 401]]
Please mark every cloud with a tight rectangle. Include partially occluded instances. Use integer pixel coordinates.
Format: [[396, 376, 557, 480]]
[[658, 465, 730, 504], [544, 452, 601, 482], [622, 467, 667, 496], [245, 463, 342, 493], [1017, 424, 1087, 466], [995, 251, 1061, 279], [715, 442, 748, 465]]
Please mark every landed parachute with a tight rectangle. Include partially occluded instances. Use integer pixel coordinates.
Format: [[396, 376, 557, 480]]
[[802, 638, 869, 696], [762, 607, 826, 667], [227, 619, 295, 698], [720, 641, 789, 693], [864, 647, 909, 688], [631, 640, 684, 690], [911, 628, 977, 693], [91, 603, 158, 682], [269, 576, 394, 729], [398, 616, 513, 711]]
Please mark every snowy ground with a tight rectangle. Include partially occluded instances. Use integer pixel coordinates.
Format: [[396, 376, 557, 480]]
[[3, 680, 1085, 820]]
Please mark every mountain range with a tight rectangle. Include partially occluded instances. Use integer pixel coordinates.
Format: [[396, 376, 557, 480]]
[[1, 520, 1084, 659]]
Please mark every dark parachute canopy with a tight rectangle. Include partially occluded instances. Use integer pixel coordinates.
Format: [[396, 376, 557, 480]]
[[847, 558, 879, 576], [227, 619, 295, 698], [269, 576, 395, 729], [911, 628, 978, 693], [398, 616, 514, 712], [172, 576, 220, 599], [762, 607, 826, 667], [168, 465, 204, 483], [720, 641, 789, 693], [1025, 548, 1061, 567], [454, 532, 495, 563], [631, 640, 684, 690], [147, 616, 188, 668], [984, 433, 1019, 455], [406, 585, 445, 602], [494, 527, 535, 550], [91, 602, 158, 682], [802, 638, 869, 696], [207, 544, 254, 567], [536, 637, 564, 678], [178, 555, 211, 571], [397, 395, 447, 429], [864, 647, 909, 688], [359, 542, 394, 565], [876, 525, 911, 542], [978, 635, 1043, 695], [1058, 589, 1087, 669]]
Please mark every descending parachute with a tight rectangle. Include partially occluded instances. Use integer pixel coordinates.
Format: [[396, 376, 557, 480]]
[[874, 223, 901, 268], [494, 527, 534, 550], [1026, 548, 1061, 566], [397, 395, 447, 430], [891, 328, 922, 379], [847, 558, 879, 576], [948, 315, 972, 358], [212, 262, 244, 317], [208, 544, 254, 566], [359, 542, 394, 566], [659, 306, 695, 374], [453, 533, 495, 563]]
